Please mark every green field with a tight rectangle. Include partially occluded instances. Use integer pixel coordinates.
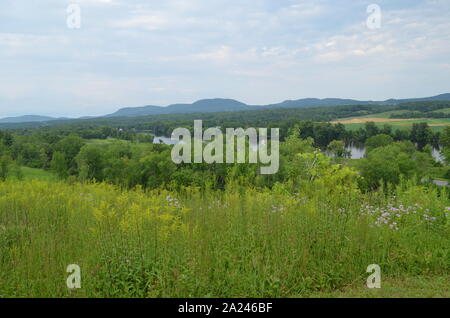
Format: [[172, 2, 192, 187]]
[[364, 110, 412, 118], [7, 166, 57, 182], [334, 117, 450, 131]]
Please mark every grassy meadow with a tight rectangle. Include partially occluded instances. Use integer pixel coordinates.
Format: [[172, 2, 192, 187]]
[[0, 179, 448, 298]]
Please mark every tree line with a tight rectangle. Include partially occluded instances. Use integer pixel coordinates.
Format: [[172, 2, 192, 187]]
[[1, 122, 449, 192]]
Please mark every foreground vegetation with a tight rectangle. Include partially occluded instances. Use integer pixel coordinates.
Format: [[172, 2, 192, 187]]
[[311, 276, 450, 298], [0, 177, 448, 297]]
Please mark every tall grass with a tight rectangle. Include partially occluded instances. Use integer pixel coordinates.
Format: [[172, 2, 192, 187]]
[[0, 180, 448, 297]]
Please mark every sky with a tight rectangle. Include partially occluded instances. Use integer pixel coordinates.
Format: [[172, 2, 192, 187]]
[[0, 0, 450, 118]]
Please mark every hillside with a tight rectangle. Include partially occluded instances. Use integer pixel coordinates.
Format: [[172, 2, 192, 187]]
[[1, 94, 450, 127], [105, 98, 249, 117]]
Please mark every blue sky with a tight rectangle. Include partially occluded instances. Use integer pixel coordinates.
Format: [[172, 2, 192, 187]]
[[1, 0, 449, 117]]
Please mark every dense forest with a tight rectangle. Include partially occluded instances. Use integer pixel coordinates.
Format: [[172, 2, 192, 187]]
[[1, 117, 449, 190]]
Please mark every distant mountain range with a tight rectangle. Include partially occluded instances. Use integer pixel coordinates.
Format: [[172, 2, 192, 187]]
[[2, 93, 450, 124], [105, 99, 249, 117], [0, 115, 69, 124]]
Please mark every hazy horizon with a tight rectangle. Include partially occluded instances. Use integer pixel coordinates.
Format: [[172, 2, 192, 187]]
[[2, 92, 450, 119], [1, 0, 450, 118]]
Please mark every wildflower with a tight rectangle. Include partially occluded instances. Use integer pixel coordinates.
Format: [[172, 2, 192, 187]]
[[270, 205, 285, 214]]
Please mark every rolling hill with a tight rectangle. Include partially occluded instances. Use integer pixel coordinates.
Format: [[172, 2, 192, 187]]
[[105, 99, 249, 117], [2, 93, 450, 124], [0, 115, 68, 124], [105, 94, 450, 117]]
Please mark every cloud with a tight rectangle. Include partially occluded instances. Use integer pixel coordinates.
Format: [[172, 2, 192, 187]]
[[0, 33, 68, 49], [1, 0, 450, 116], [113, 13, 170, 30], [74, 0, 119, 6]]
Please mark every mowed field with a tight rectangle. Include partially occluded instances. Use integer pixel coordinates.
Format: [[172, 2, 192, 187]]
[[332, 112, 450, 131]]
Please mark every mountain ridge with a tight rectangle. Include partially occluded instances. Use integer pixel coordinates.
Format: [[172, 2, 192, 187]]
[[105, 94, 450, 117], [2, 93, 450, 124], [0, 115, 69, 124]]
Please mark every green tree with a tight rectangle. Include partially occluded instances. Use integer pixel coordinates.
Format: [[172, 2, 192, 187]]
[[358, 142, 427, 190], [381, 124, 393, 136], [0, 131, 13, 147], [0, 155, 11, 181], [54, 135, 85, 174], [138, 150, 177, 188], [410, 123, 432, 151], [327, 140, 350, 158], [365, 122, 380, 138], [440, 127, 450, 164], [281, 126, 315, 157], [76, 145, 105, 181], [51, 151, 69, 179], [365, 134, 394, 154], [441, 127, 450, 148]]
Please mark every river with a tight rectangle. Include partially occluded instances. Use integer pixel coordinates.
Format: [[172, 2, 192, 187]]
[[345, 144, 444, 163], [153, 136, 445, 163]]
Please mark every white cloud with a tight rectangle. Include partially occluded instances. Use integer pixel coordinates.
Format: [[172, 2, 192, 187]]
[[114, 14, 169, 30], [1, 0, 450, 116], [74, 0, 118, 6], [0, 33, 68, 49]]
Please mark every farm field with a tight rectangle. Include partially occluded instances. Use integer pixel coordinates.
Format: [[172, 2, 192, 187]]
[[332, 116, 450, 131]]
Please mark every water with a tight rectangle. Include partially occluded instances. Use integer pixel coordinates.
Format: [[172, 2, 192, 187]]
[[345, 144, 444, 162], [432, 147, 445, 163], [154, 136, 445, 163], [346, 144, 366, 159], [153, 135, 272, 151], [153, 136, 179, 145]]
